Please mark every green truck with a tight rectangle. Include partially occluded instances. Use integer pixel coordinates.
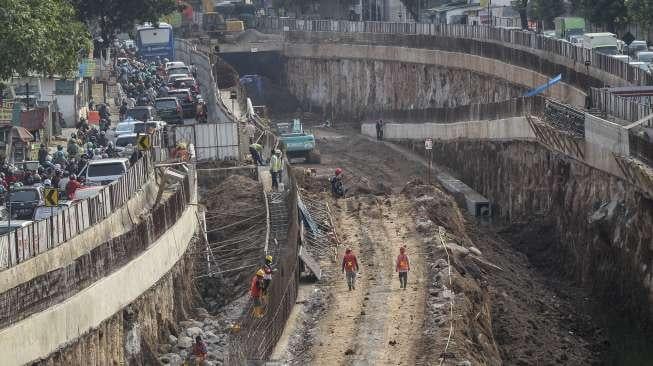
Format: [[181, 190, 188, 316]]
[[276, 119, 320, 164], [554, 17, 585, 41]]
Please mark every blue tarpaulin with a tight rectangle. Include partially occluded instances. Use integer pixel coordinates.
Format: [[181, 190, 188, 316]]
[[524, 74, 563, 97]]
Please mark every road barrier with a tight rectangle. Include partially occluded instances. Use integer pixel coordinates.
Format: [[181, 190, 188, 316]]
[[0, 153, 153, 270]]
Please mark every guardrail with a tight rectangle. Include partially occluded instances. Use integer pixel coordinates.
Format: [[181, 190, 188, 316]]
[[0, 153, 153, 269], [590, 87, 653, 124], [258, 17, 652, 87]]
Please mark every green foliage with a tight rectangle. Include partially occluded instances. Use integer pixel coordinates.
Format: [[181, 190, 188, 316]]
[[530, 0, 565, 28], [627, 0, 653, 32], [0, 0, 91, 80], [577, 0, 628, 31], [71, 0, 177, 43]]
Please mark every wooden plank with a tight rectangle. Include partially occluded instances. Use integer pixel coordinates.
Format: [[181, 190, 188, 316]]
[[299, 246, 322, 280]]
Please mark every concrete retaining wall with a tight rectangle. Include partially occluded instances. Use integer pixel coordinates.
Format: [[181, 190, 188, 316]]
[[361, 117, 536, 141], [0, 205, 197, 365]]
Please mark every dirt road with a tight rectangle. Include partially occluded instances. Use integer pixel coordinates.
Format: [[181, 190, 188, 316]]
[[310, 195, 426, 366]]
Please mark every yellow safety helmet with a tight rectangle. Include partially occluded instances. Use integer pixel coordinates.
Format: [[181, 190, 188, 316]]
[[256, 269, 265, 277], [265, 255, 273, 262]]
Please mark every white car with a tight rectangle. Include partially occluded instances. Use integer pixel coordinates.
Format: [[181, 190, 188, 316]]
[[0, 220, 33, 235], [629, 61, 651, 73], [111, 120, 147, 141], [33, 201, 72, 221], [83, 158, 130, 186], [610, 54, 631, 63], [165, 61, 186, 71]]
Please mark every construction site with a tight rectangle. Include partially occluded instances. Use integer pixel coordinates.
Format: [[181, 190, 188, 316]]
[[6, 6, 653, 366]]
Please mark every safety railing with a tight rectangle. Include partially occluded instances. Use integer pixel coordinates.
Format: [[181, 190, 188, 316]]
[[258, 17, 653, 87], [0, 176, 189, 329], [590, 87, 653, 125], [0, 153, 154, 270]]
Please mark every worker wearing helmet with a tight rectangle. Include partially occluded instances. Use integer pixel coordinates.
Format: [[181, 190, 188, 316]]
[[250, 269, 265, 318], [269, 149, 283, 191], [342, 248, 359, 291], [262, 255, 274, 296], [330, 168, 345, 198], [396, 246, 410, 289]]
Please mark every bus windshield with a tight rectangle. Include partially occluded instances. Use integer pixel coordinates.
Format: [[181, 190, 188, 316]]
[[137, 28, 170, 45]]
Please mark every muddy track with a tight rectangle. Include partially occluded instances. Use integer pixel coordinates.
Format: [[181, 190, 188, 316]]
[[310, 195, 426, 366]]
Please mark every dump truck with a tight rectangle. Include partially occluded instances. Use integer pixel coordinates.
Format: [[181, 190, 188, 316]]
[[275, 119, 320, 163], [554, 17, 585, 41]]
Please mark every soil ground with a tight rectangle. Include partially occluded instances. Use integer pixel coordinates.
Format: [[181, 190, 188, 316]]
[[279, 129, 603, 365]]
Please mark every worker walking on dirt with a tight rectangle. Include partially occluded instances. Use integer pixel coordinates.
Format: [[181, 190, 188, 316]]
[[376, 119, 384, 140], [249, 142, 264, 166], [342, 248, 360, 291], [330, 168, 345, 198], [396, 246, 410, 289], [270, 149, 283, 191], [250, 269, 266, 318]]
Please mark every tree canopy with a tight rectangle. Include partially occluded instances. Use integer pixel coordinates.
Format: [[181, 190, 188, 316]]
[[71, 0, 177, 44], [529, 0, 565, 29], [0, 0, 90, 80]]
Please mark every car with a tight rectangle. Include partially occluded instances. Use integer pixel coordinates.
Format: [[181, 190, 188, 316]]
[[165, 61, 186, 71], [72, 186, 104, 201], [166, 66, 191, 77], [33, 201, 72, 221], [167, 73, 192, 84], [629, 61, 651, 73], [628, 40, 648, 56], [155, 97, 184, 124], [7, 186, 43, 219], [168, 88, 196, 118], [82, 158, 130, 186], [113, 120, 147, 139], [0, 220, 34, 235], [636, 51, 653, 64], [126, 106, 157, 122], [610, 54, 631, 63], [172, 77, 200, 94], [114, 133, 139, 157]]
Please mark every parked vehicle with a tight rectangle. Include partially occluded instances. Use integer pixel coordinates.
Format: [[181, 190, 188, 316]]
[[628, 40, 648, 56], [0, 220, 34, 235], [554, 17, 585, 41], [7, 186, 43, 219], [126, 106, 157, 121], [155, 97, 184, 124], [83, 158, 130, 186], [168, 89, 196, 118], [33, 201, 72, 221], [582, 33, 619, 55]]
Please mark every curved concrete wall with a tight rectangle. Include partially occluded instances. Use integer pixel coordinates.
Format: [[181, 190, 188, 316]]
[[0, 205, 197, 365], [283, 42, 586, 109]]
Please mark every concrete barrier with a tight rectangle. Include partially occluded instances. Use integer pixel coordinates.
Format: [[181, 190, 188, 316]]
[[362, 117, 536, 141], [0, 205, 197, 366]]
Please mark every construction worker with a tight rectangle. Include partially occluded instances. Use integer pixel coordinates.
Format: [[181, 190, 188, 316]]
[[190, 335, 208, 365], [396, 246, 410, 289], [250, 269, 265, 318], [249, 142, 264, 166], [376, 119, 384, 140], [262, 255, 274, 297], [330, 168, 345, 198], [270, 149, 283, 191], [342, 248, 359, 291]]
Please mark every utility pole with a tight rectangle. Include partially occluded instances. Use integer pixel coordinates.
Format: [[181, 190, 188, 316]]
[[25, 83, 29, 111]]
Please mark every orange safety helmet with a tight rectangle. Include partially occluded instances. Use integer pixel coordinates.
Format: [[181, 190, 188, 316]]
[[335, 168, 343, 176]]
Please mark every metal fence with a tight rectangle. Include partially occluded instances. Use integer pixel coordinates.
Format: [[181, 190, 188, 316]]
[[172, 123, 240, 161], [541, 99, 586, 137], [0, 153, 153, 269], [590, 87, 653, 124], [258, 17, 653, 88]]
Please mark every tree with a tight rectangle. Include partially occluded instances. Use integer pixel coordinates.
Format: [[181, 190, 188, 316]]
[[0, 0, 91, 80], [530, 0, 565, 29], [578, 0, 628, 32], [511, 0, 529, 29], [71, 0, 177, 46], [627, 0, 653, 34]]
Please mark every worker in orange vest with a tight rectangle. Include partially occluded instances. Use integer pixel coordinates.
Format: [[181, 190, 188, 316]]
[[342, 248, 359, 291], [395, 246, 410, 289], [250, 269, 265, 318]]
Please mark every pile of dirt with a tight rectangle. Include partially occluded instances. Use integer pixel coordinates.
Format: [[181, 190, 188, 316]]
[[203, 174, 263, 239]]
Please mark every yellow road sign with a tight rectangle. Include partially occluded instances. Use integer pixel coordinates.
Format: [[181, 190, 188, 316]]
[[44, 188, 59, 207], [138, 135, 151, 150]]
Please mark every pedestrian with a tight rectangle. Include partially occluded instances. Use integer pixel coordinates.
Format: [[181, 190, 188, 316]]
[[262, 255, 274, 296], [330, 168, 345, 198], [376, 119, 384, 140], [37, 144, 48, 166], [342, 248, 359, 291], [249, 142, 264, 166], [250, 269, 265, 318], [396, 246, 410, 289], [190, 335, 208, 365], [65, 174, 83, 200], [270, 149, 283, 191]]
